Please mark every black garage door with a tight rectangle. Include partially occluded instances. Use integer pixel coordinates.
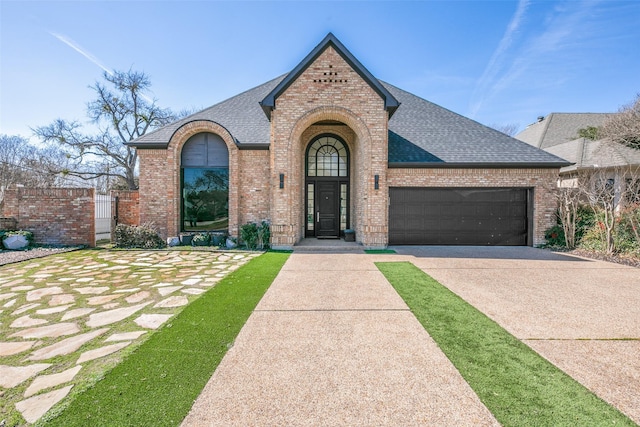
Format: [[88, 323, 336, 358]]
[[389, 188, 530, 246]]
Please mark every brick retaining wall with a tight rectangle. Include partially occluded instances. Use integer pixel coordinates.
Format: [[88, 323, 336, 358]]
[[1, 188, 95, 247]]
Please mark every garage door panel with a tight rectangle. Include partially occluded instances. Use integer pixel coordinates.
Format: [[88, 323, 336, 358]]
[[406, 204, 424, 216], [389, 187, 529, 246], [406, 218, 424, 229], [511, 205, 527, 216], [424, 205, 440, 215]]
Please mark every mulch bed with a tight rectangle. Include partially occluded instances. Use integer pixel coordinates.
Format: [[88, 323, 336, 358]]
[[560, 248, 640, 269]]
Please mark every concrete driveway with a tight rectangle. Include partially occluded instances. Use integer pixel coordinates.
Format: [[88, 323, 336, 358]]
[[392, 246, 640, 424], [183, 246, 639, 425]]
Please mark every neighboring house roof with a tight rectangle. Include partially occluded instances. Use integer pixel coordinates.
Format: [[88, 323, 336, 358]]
[[515, 113, 613, 149], [546, 137, 640, 173], [260, 32, 400, 120]]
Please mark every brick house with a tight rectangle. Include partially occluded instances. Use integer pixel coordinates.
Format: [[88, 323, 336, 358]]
[[129, 33, 568, 249]]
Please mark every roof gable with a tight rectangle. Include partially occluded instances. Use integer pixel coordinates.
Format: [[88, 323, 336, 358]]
[[259, 33, 399, 120]]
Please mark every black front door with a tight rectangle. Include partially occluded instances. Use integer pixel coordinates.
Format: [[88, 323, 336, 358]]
[[316, 181, 339, 238]]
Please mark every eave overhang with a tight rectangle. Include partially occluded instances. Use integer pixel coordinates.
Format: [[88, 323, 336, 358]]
[[388, 161, 572, 169]]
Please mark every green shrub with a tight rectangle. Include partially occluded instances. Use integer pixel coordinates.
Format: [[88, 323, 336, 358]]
[[614, 209, 640, 254], [257, 221, 270, 249], [240, 221, 270, 250], [579, 222, 606, 252], [114, 223, 165, 249], [240, 222, 259, 250], [544, 224, 565, 247], [575, 206, 596, 244], [577, 209, 640, 255], [547, 206, 596, 248]]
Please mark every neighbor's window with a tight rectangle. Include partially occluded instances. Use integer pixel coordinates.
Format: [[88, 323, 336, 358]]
[[181, 133, 229, 232]]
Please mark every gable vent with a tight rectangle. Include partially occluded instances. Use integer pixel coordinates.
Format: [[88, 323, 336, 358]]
[[313, 65, 347, 84]]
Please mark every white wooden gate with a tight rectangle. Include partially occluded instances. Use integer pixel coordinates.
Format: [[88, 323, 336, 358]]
[[95, 194, 112, 240]]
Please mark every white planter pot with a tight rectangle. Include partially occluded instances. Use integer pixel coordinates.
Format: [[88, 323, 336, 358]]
[[3, 234, 29, 250]]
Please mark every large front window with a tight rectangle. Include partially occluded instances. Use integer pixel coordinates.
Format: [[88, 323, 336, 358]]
[[181, 133, 229, 231]]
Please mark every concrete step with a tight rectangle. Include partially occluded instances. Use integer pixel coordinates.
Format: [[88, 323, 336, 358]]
[[293, 238, 363, 253]]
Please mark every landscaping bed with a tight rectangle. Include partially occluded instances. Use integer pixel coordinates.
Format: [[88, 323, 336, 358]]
[[551, 248, 640, 269]]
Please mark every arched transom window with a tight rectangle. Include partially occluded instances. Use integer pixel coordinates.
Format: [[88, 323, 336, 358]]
[[306, 136, 348, 177], [181, 132, 229, 232]]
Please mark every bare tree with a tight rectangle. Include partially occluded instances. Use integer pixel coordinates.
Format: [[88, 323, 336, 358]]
[[555, 185, 582, 249], [618, 168, 640, 244], [490, 123, 520, 137], [34, 70, 178, 190], [0, 134, 63, 204], [579, 165, 640, 254], [600, 93, 640, 150]]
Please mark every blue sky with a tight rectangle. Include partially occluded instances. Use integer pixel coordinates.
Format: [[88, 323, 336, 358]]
[[1, 0, 639, 141]]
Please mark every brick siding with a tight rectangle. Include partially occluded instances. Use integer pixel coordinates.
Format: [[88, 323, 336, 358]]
[[111, 190, 140, 228], [238, 149, 271, 225], [269, 46, 389, 248], [0, 217, 18, 231], [1, 188, 95, 247]]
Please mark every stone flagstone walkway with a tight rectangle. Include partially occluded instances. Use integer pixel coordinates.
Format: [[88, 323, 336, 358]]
[[0, 249, 258, 425]]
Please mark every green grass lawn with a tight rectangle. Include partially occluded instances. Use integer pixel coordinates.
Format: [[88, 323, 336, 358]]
[[364, 249, 396, 254], [376, 261, 635, 427], [41, 252, 289, 427]]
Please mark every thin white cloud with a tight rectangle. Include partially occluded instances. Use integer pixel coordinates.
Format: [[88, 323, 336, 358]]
[[49, 31, 154, 104], [468, 0, 530, 118], [49, 31, 113, 76], [468, 0, 614, 125], [489, 1, 601, 94]]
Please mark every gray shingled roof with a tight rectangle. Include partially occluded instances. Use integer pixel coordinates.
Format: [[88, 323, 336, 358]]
[[515, 113, 613, 149], [384, 83, 568, 166], [546, 137, 640, 173], [130, 75, 569, 167], [130, 75, 285, 148]]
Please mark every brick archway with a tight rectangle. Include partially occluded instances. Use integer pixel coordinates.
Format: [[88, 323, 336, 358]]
[[279, 107, 375, 246]]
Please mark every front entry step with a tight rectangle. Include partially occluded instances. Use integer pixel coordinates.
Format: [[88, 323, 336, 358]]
[[293, 238, 363, 253]]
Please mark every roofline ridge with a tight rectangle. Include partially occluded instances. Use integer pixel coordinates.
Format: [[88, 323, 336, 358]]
[[537, 112, 554, 148], [578, 137, 588, 167]]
